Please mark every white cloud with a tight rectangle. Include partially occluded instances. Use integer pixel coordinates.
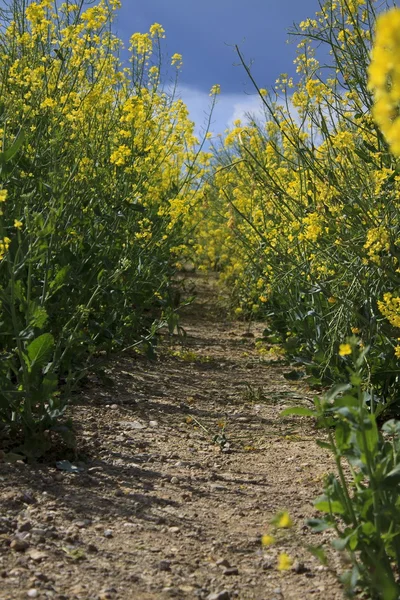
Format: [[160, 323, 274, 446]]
[[177, 84, 266, 140]]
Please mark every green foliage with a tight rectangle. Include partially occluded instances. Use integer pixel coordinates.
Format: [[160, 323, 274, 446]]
[[0, 0, 207, 453], [284, 341, 400, 599], [190, 0, 400, 409]]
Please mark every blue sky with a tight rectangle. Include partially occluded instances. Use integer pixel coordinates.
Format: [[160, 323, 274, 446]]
[[114, 0, 321, 136]]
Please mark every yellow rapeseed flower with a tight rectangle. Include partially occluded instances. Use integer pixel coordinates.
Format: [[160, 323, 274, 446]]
[[149, 23, 165, 38], [368, 9, 400, 155], [261, 534, 275, 546], [277, 511, 293, 528], [277, 553, 292, 571], [339, 343, 352, 356], [171, 53, 183, 68], [0, 189, 7, 202], [209, 84, 221, 96]]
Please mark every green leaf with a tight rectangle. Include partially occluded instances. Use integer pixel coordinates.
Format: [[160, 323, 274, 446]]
[[2, 129, 25, 162], [335, 422, 351, 450], [49, 266, 70, 294], [332, 536, 351, 551], [306, 518, 332, 532], [333, 394, 358, 408], [361, 521, 376, 535], [307, 545, 328, 565], [28, 304, 48, 329], [356, 416, 378, 454], [283, 369, 304, 380], [315, 439, 332, 450], [27, 333, 54, 370], [314, 494, 346, 514], [382, 420, 400, 436], [383, 463, 400, 485], [280, 407, 317, 417], [42, 373, 58, 398], [325, 383, 351, 404]]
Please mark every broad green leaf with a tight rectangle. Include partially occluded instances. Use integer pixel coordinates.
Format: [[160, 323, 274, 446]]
[[27, 333, 54, 370]]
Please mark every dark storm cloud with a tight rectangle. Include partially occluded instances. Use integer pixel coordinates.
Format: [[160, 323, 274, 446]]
[[116, 0, 321, 93]]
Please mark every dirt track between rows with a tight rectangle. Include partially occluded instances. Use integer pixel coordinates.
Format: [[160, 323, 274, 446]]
[[0, 274, 344, 600]]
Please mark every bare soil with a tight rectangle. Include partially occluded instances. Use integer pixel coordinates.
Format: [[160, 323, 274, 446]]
[[0, 274, 345, 600]]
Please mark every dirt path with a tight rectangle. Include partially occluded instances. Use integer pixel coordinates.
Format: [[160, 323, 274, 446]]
[[0, 275, 344, 600]]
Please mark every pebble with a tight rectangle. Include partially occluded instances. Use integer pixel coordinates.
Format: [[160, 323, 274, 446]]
[[31, 528, 47, 537], [149, 420, 158, 427], [120, 420, 146, 430], [158, 560, 171, 572], [216, 558, 231, 568], [10, 539, 29, 552], [223, 567, 239, 576], [207, 591, 230, 600], [104, 529, 113, 538], [168, 526, 180, 534], [75, 519, 91, 529], [110, 404, 119, 410], [88, 467, 103, 474], [209, 484, 226, 492], [21, 492, 36, 505], [28, 550, 48, 562], [98, 587, 117, 599], [18, 521, 32, 533], [170, 477, 179, 485], [292, 561, 310, 574], [27, 590, 38, 598]]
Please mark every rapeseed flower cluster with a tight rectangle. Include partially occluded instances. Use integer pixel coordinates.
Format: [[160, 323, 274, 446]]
[[186, 0, 400, 388], [368, 9, 400, 155], [0, 0, 212, 432]]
